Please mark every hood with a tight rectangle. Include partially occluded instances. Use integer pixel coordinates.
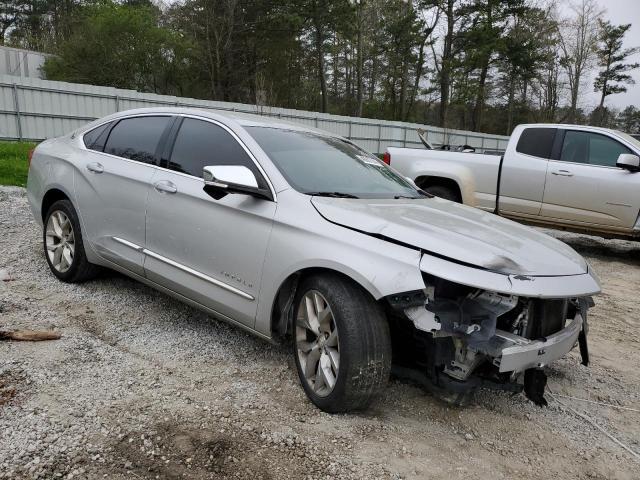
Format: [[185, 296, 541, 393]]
[[311, 196, 587, 276]]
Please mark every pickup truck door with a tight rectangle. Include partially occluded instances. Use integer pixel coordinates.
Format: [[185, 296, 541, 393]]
[[497, 127, 556, 216], [540, 129, 640, 231]]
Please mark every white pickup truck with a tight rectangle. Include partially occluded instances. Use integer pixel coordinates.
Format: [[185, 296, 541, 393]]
[[385, 124, 640, 240]]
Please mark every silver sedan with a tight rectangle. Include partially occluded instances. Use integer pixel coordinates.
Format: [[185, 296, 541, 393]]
[[27, 108, 600, 411]]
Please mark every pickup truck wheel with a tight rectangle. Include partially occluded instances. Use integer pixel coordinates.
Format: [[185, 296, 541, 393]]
[[43, 200, 99, 283], [293, 274, 391, 413], [424, 185, 460, 202]]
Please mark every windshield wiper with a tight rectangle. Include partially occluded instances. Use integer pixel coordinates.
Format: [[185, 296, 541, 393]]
[[307, 191, 360, 199]]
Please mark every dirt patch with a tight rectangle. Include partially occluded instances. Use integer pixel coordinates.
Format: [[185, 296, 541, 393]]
[[0, 371, 19, 406]]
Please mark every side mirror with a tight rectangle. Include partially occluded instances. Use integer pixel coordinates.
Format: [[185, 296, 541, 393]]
[[616, 153, 640, 172], [202, 165, 272, 200]]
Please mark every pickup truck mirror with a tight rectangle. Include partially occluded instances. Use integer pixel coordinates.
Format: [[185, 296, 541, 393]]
[[616, 154, 640, 172]]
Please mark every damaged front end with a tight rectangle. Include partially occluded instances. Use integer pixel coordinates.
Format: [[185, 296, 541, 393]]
[[387, 271, 594, 406]]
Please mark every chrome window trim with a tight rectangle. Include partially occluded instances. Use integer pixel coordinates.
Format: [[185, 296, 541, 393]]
[[112, 237, 255, 301], [78, 112, 278, 202]]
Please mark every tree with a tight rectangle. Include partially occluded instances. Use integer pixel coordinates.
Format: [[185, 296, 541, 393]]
[[617, 106, 640, 134], [592, 20, 639, 125], [497, 5, 553, 133], [432, 0, 467, 128], [42, 4, 185, 94], [558, 0, 601, 124], [456, 0, 524, 132]]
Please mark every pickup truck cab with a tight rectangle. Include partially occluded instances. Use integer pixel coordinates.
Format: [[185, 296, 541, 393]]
[[386, 124, 640, 240]]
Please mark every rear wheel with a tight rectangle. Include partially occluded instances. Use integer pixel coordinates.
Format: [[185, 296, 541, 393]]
[[43, 200, 99, 283], [424, 184, 460, 202], [293, 274, 391, 412]]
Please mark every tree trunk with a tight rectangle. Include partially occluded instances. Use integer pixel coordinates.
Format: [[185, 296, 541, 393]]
[[472, 64, 488, 131], [314, 22, 328, 113], [356, 5, 364, 117], [506, 74, 516, 135], [439, 0, 454, 128]]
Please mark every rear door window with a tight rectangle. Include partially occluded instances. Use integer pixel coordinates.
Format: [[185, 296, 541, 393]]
[[560, 131, 632, 167], [104, 116, 171, 165], [515, 128, 556, 159], [168, 118, 266, 187]]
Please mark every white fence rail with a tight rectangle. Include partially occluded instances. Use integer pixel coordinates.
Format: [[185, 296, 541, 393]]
[[0, 75, 509, 153]]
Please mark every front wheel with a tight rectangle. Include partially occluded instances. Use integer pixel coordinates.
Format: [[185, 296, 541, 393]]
[[292, 274, 391, 412]]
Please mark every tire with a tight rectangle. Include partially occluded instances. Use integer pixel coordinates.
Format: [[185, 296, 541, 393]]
[[292, 273, 391, 413], [43, 199, 100, 283], [424, 184, 460, 202]]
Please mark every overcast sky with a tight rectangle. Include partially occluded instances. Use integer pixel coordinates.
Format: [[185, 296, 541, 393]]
[[561, 0, 640, 111]]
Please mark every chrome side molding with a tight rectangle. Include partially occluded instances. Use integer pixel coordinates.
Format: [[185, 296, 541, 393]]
[[112, 237, 255, 301]]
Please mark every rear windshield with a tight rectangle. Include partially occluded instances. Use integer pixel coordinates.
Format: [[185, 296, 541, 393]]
[[516, 128, 556, 159], [246, 127, 422, 199]]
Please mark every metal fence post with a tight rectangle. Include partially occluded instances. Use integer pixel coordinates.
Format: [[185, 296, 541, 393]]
[[12, 83, 22, 141], [115, 95, 120, 112], [377, 123, 382, 153], [403, 127, 407, 148]]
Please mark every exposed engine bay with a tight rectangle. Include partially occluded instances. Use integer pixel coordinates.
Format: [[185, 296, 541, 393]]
[[386, 273, 593, 406]]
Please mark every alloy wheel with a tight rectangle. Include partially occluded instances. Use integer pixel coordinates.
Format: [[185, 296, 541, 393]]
[[295, 290, 340, 397], [45, 210, 75, 273]]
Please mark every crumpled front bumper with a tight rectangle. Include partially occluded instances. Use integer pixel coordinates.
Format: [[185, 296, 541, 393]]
[[492, 313, 583, 373]]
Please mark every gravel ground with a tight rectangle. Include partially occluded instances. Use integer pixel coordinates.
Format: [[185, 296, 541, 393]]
[[1, 185, 639, 480]]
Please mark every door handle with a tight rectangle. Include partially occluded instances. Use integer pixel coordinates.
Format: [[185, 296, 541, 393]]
[[551, 169, 573, 177], [86, 162, 104, 174], [154, 180, 177, 194]]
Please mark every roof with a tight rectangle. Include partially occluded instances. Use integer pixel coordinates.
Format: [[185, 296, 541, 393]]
[[516, 123, 619, 135], [88, 106, 327, 135]]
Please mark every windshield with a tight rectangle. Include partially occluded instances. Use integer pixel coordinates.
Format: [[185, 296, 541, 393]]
[[246, 126, 423, 199]]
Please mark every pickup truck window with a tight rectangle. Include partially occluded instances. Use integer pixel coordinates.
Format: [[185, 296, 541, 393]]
[[515, 128, 556, 158], [560, 130, 632, 167]]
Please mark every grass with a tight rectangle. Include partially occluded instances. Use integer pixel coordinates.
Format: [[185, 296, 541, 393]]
[[0, 141, 36, 187]]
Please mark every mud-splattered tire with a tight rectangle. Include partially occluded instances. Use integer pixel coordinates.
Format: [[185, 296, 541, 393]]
[[43, 199, 100, 283], [292, 273, 391, 413]]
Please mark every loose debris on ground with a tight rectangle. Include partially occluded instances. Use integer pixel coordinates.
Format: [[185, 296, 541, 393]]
[[1, 186, 638, 479], [0, 330, 61, 342]]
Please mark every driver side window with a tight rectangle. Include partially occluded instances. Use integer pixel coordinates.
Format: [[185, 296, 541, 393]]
[[560, 131, 631, 168], [167, 117, 267, 188]]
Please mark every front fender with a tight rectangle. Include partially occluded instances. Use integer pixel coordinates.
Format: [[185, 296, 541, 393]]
[[255, 195, 426, 337]]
